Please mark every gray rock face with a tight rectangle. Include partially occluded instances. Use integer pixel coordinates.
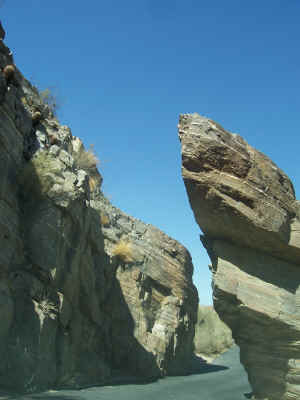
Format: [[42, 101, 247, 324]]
[[179, 113, 300, 400], [92, 194, 198, 377], [194, 306, 233, 359], [0, 34, 198, 392]]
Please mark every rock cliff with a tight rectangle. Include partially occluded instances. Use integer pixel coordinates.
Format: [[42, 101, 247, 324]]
[[194, 305, 233, 359], [179, 113, 300, 400], [0, 23, 198, 393]]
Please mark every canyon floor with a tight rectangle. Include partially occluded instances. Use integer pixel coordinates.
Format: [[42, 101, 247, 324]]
[[0, 346, 251, 400]]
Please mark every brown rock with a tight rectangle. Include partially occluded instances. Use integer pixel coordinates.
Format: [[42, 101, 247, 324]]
[[32, 111, 42, 125], [179, 113, 300, 400], [3, 64, 15, 82]]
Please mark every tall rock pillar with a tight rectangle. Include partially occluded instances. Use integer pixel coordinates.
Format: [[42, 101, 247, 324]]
[[178, 113, 300, 400]]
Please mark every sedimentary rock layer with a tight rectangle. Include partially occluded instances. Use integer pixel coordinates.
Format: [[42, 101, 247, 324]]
[[0, 23, 198, 393], [179, 113, 300, 400]]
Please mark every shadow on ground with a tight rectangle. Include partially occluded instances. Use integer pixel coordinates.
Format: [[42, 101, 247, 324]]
[[0, 347, 251, 400], [188, 354, 229, 375], [25, 396, 83, 400], [0, 393, 84, 400]]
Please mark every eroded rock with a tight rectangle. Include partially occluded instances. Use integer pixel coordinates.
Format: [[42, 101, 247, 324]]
[[0, 33, 198, 393], [179, 113, 300, 400]]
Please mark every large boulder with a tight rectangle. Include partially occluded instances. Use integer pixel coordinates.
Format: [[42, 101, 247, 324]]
[[179, 113, 300, 400]]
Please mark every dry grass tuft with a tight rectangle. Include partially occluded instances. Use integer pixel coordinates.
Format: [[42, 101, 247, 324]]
[[3, 64, 15, 80], [20, 95, 34, 108], [100, 213, 110, 226], [88, 176, 98, 192], [73, 145, 99, 171], [32, 111, 42, 125], [112, 239, 133, 263], [39, 88, 58, 115]]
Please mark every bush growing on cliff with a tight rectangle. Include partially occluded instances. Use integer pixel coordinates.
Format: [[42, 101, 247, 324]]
[[112, 239, 133, 263], [39, 88, 58, 115], [100, 213, 110, 226], [73, 145, 99, 172], [89, 176, 99, 192]]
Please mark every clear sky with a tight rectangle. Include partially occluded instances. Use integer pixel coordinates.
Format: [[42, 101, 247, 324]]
[[2, 1, 300, 304]]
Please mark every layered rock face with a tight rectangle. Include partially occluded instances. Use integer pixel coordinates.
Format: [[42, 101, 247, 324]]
[[0, 23, 198, 393], [91, 194, 198, 378], [194, 305, 233, 359], [179, 113, 300, 400]]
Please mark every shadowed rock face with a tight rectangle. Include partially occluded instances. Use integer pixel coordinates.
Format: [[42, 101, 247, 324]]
[[0, 24, 198, 393], [179, 113, 300, 400]]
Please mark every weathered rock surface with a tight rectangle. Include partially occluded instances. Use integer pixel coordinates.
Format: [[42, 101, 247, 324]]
[[194, 305, 233, 359], [0, 24, 198, 393], [179, 113, 300, 400], [90, 193, 198, 379]]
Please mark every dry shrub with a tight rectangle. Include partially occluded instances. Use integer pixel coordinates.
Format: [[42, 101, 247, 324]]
[[73, 145, 99, 171], [88, 176, 98, 192], [39, 88, 58, 115], [112, 239, 133, 263], [20, 95, 34, 108], [32, 111, 42, 126], [3, 64, 15, 80], [100, 213, 110, 226]]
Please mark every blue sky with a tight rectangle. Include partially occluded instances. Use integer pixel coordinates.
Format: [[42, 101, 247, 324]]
[[2, 1, 300, 304]]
